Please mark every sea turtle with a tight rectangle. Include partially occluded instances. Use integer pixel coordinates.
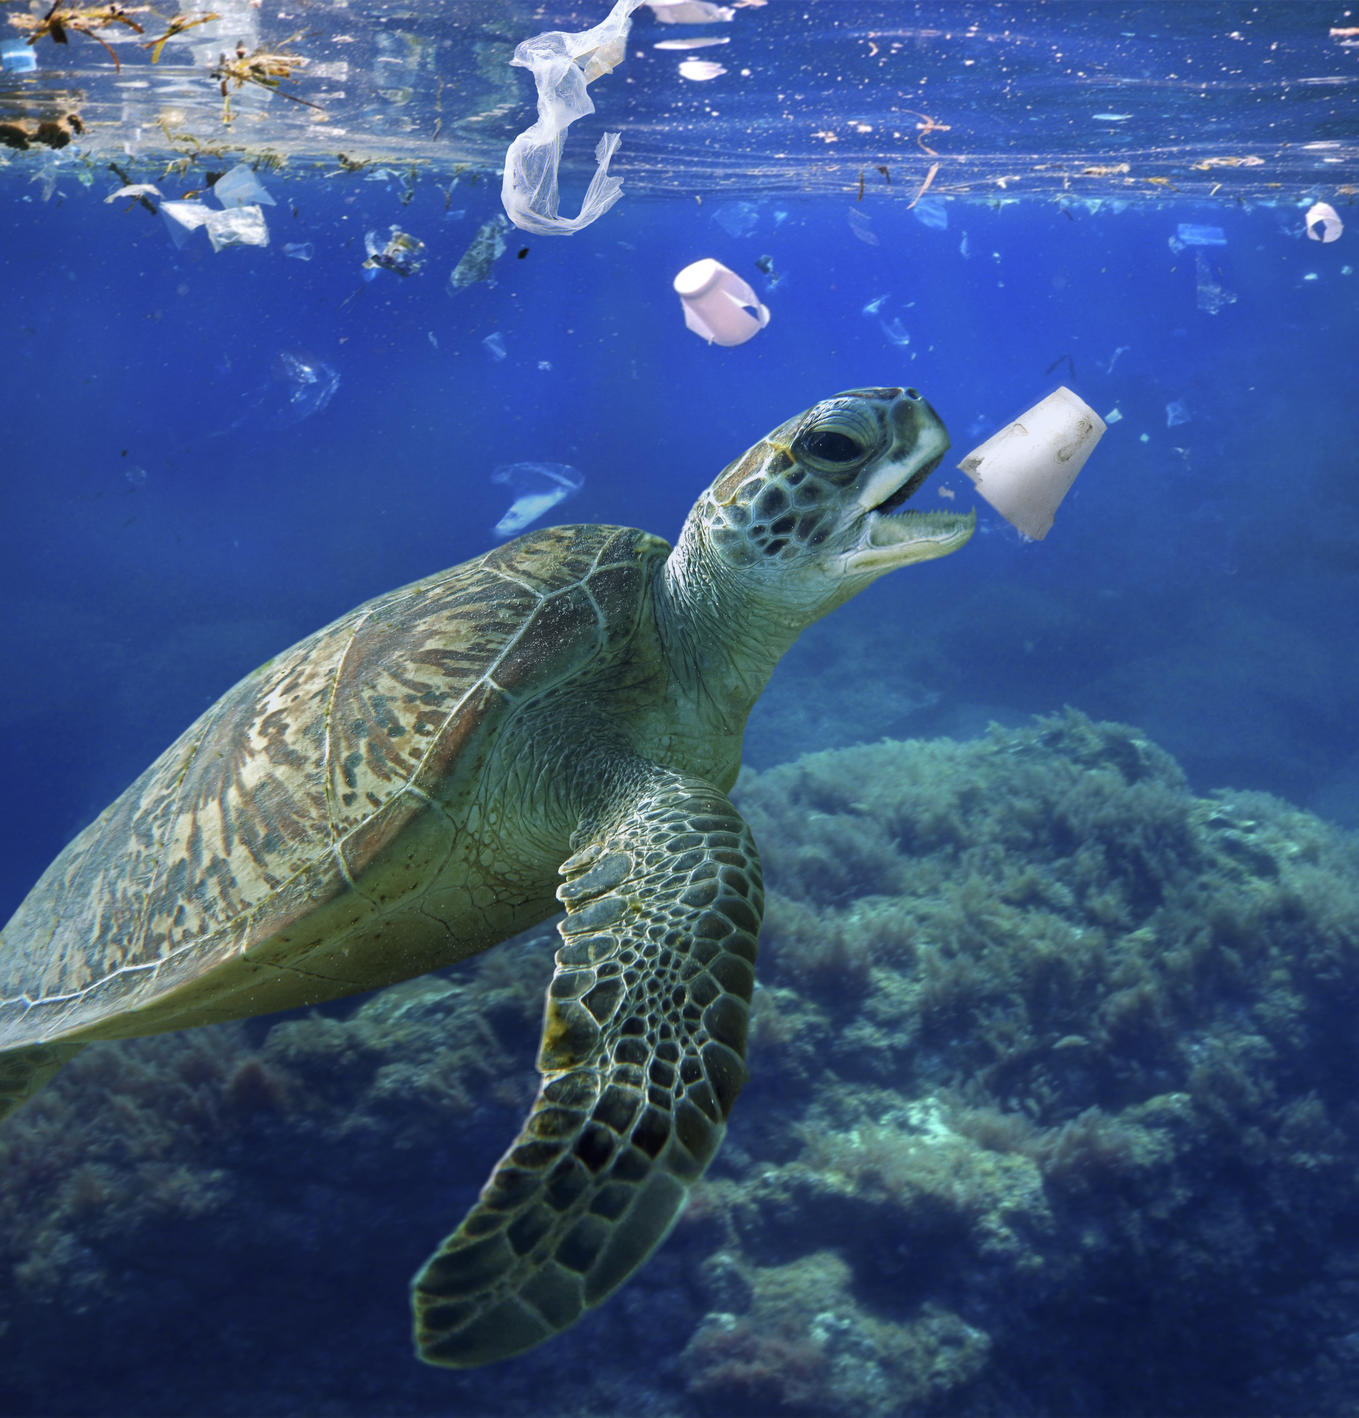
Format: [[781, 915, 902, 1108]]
[[0, 386, 973, 1366]]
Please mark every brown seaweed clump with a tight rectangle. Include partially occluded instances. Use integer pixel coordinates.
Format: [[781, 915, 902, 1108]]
[[1, 711, 1357, 1418]]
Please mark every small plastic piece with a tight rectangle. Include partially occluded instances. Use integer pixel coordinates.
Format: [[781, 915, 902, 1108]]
[[673, 258, 771, 346], [204, 205, 269, 252], [448, 215, 509, 291], [648, 1, 734, 20], [957, 387, 1106, 541], [1165, 399, 1191, 428], [0, 42, 37, 73], [1176, 223, 1226, 246], [1305, 201, 1343, 243], [678, 58, 726, 80], [500, 0, 646, 235], [159, 200, 212, 249], [492, 463, 584, 537], [363, 226, 425, 277], [213, 163, 275, 210], [283, 242, 314, 261]]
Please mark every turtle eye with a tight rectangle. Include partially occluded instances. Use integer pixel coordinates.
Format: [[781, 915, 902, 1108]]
[[800, 429, 862, 465]]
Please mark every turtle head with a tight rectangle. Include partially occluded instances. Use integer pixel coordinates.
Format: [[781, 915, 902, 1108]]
[[686, 386, 974, 624]]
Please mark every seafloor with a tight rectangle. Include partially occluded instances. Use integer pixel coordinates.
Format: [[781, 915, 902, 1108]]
[[2, 710, 1357, 1417]]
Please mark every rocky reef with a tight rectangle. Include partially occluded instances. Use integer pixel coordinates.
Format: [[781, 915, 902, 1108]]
[[2, 711, 1357, 1417]]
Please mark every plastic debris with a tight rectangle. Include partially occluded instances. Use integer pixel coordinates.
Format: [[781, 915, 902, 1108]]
[[1, 41, 37, 72], [267, 351, 339, 426], [861, 293, 889, 316], [957, 387, 1106, 541], [363, 226, 425, 277], [1105, 408, 1123, 424], [449, 214, 509, 290], [879, 317, 910, 348], [1305, 201, 1343, 243], [1176, 223, 1226, 246], [678, 58, 726, 80], [500, 0, 646, 235], [1165, 399, 1191, 428], [205, 205, 269, 252], [712, 199, 759, 237], [482, 332, 508, 362], [492, 463, 584, 537], [105, 183, 161, 204], [159, 200, 212, 249], [213, 163, 275, 210], [648, 0, 734, 20], [1194, 250, 1236, 314], [911, 196, 949, 230], [283, 242, 315, 261], [673, 258, 770, 346], [847, 208, 878, 246], [654, 35, 729, 48]]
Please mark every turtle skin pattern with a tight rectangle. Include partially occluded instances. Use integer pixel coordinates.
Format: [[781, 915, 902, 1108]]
[[412, 761, 761, 1366]]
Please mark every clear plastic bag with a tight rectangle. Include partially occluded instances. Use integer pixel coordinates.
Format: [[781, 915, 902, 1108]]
[[500, 0, 646, 235]]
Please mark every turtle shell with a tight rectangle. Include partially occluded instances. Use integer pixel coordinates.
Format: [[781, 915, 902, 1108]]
[[0, 524, 668, 1051]]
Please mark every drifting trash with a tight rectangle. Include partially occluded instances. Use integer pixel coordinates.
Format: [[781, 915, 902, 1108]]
[[105, 183, 161, 204], [847, 208, 878, 246], [482, 332, 508, 362], [1175, 223, 1226, 246], [1, 41, 38, 72], [205, 206, 268, 252], [957, 386, 1106, 541], [1165, 399, 1191, 428], [500, 0, 646, 235], [492, 463, 584, 537], [648, 0, 734, 20], [1105, 408, 1123, 424], [449, 214, 509, 291], [266, 351, 340, 426], [654, 35, 729, 49], [159, 200, 212, 249], [673, 258, 770, 346], [712, 199, 759, 237], [911, 196, 948, 230], [213, 163, 275, 210], [861, 293, 889, 316], [1194, 250, 1236, 314], [363, 226, 425, 277], [679, 58, 726, 80], [879, 317, 910, 348], [1305, 201, 1343, 243], [283, 241, 315, 261]]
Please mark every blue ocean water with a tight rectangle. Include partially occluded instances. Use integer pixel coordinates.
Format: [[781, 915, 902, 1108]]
[[1, 2, 1357, 1414]]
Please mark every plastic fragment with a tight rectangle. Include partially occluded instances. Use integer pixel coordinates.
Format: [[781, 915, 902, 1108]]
[[159, 200, 212, 249], [1165, 399, 1191, 428], [213, 163, 275, 210], [648, 0, 734, 20], [957, 387, 1106, 541], [105, 183, 162, 204], [482, 332, 507, 362], [492, 463, 584, 537], [205, 205, 269, 252], [673, 258, 770, 347], [500, 0, 646, 235], [678, 58, 726, 80], [363, 226, 425, 277], [283, 242, 315, 261], [449, 215, 509, 290], [911, 196, 949, 230], [1305, 201, 1343, 243], [1176, 223, 1226, 246], [1194, 250, 1236, 314]]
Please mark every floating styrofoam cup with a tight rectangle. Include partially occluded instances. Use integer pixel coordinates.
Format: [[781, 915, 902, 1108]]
[[673, 257, 770, 347], [1305, 201, 1343, 243], [957, 386, 1105, 540]]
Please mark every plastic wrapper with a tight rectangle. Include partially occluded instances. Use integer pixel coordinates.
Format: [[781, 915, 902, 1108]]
[[213, 164, 275, 210], [204, 205, 269, 252], [500, 0, 646, 235], [957, 387, 1105, 540], [492, 463, 584, 536]]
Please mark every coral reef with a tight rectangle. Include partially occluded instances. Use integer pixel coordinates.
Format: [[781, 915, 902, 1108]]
[[2, 711, 1358, 1416]]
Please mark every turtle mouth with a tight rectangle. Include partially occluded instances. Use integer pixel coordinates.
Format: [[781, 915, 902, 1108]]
[[853, 452, 976, 569]]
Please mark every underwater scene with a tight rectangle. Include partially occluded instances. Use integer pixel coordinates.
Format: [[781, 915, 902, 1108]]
[[2, 1, 1358, 1414]]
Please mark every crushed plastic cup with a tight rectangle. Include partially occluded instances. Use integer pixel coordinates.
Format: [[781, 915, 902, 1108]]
[[1305, 201, 1343, 243], [213, 163, 275, 210], [492, 462, 584, 537], [500, 0, 647, 235], [957, 387, 1106, 540], [673, 258, 770, 346]]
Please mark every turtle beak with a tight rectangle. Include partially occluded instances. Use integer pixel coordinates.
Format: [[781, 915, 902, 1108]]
[[846, 394, 975, 574]]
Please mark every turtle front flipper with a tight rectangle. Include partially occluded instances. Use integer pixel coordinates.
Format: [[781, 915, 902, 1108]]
[[0, 1042, 83, 1124], [411, 765, 762, 1367]]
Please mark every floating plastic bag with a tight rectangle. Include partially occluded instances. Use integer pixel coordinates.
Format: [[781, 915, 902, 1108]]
[[105, 183, 162, 204], [159, 199, 212, 249], [1175, 223, 1226, 246], [500, 0, 646, 235], [213, 163, 275, 210], [204, 205, 269, 252], [449, 215, 509, 291], [1165, 399, 1191, 428], [673, 258, 771, 346], [648, 1, 734, 20], [492, 463, 584, 537], [957, 387, 1105, 541], [1305, 201, 1343, 243]]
